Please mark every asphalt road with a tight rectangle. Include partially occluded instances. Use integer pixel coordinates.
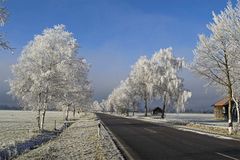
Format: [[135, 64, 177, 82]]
[[96, 113, 240, 160]]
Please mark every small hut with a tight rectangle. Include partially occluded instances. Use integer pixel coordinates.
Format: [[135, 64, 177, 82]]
[[152, 107, 163, 115], [213, 97, 229, 120], [213, 97, 237, 120]]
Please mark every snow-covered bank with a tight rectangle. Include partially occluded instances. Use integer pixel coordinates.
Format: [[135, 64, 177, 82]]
[[0, 110, 66, 150], [98, 118, 124, 160], [0, 120, 74, 160], [0, 131, 58, 160], [15, 113, 123, 160], [173, 122, 240, 141], [109, 112, 228, 128]]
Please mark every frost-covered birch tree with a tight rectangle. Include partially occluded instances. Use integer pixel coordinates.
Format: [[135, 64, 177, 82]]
[[118, 79, 139, 115], [107, 87, 125, 114], [55, 58, 92, 120], [151, 48, 191, 118], [106, 78, 139, 116], [129, 56, 153, 116], [192, 1, 240, 134], [9, 25, 91, 130]]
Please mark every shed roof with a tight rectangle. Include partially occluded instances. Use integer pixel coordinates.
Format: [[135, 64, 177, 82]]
[[214, 97, 229, 107]]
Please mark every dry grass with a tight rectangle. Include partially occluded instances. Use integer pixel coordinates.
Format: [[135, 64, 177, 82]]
[[184, 122, 240, 139]]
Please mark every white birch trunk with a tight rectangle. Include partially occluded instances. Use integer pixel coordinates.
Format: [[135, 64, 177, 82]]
[[40, 105, 46, 131], [36, 93, 42, 131], [232, 95, 240, 133], [65, 105, 69, 121], [228, 100, 233, 135]]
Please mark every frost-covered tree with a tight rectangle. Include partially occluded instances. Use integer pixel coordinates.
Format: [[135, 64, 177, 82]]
[[99, 99, 108, 112], [128, 49, 191, 117], [106, 81, 130, 115], [92, 100, 101, 112], [129, 56, 153, 116], [115, 79, 139, 116], [107, 87, 124, 114], [0, 0, 12, 51], [151, 48, 191, 118], [106, 48, 190, 117], [192, 1, 240, 134], [55, 58, 92, 120], [125, 78, 140, 116], [9, 25, 91, 130]]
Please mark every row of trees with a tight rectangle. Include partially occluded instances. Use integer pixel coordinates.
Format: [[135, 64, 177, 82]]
[[94, 1, 240, 135], [9, 25, 92, 131], [192, 1, 240, 134], [96, 48, 191, 118], [7, 0, 240, 136]]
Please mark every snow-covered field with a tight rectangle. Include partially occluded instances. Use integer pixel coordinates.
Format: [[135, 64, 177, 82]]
[[16, 113, 123, 160], [115, 112, 228, 127], [165, 113, 227, 127], [0, 110, 66, 149]]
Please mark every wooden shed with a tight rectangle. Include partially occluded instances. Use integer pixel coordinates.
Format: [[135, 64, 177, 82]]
[[213, 97, 238, 120], [213, 97, 229, 120], [152, 107, 163, 115]]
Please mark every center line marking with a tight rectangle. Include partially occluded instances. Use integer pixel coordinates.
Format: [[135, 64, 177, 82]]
[[144, 128, 157, 133], [216, 152, 239, 160]]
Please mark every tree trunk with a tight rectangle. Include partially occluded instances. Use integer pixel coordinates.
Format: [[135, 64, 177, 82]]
[[232, 96, 240, 133], [161, 94, 166, 119], [37, 93, 41, 131], [132, 101, 136, 116], [40, 107, 46, 131], [73, 106, 75, 118], [228, 97, 233, 135], [224, 53, 233, 135], [236, 102, 240, 133], [226, 86, 233, 134], [65, 105, 70, 121], [37, 109, 41, 131], [144, 90, 148, 117], [144, 98, 148, 117]]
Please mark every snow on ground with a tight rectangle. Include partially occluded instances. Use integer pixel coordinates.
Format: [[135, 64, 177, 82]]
[[177, 127, 237, 140], [0, 110, 67, 150], [15, 113, 123, 160], [121, 112, 228, 128]]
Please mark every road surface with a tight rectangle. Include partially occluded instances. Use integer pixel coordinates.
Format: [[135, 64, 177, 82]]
[[96, 113, 240, 160]]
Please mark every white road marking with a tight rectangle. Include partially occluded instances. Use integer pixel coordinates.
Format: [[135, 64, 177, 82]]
[[144, 128, 157, 133], [216, 152, 239, 160]]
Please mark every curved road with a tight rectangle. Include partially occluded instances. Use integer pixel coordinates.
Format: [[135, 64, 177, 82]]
[[96, 113, 240, 160]]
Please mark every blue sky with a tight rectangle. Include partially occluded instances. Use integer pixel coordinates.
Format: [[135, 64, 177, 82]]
[[0, 0, 234, 110]]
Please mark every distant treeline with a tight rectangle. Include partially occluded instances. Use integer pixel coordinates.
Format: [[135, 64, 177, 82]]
[[0, 104, 21, 110]]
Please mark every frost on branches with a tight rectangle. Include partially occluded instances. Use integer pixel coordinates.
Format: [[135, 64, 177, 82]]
[[0, 0, 12, 51], [9, 25, 92, 131], [105, 47, 191, 117], [192, 1, 240, 134], [150, 48, 191, 118], [106, 79, 139, 115]]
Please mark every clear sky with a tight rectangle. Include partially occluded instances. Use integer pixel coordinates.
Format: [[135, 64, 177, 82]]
[[0, 0, 235, 111]]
